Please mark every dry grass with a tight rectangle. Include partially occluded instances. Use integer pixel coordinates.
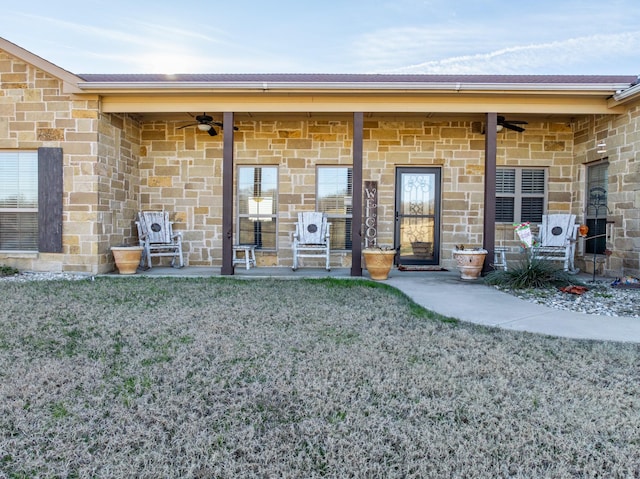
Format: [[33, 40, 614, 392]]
[[1, 277, 639, 478]]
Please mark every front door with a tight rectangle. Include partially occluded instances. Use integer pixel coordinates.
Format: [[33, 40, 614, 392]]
[[395, 167, 441, 265]]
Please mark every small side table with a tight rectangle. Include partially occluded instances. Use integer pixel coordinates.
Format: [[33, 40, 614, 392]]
[[233, 245, 257, 270], [493, 247, 508, 271]]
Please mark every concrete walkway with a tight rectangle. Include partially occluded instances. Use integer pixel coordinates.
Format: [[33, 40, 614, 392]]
[[133, 266, 640, 343]]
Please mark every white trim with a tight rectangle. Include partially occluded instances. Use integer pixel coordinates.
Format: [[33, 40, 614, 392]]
[[76, 80, 633, 93]]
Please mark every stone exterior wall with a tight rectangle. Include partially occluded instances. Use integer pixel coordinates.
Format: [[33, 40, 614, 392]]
[[96, 113, 141, 273], [139, 118, 577, 269], [575, 107, 640, 277], [0, 50, 103, 273]]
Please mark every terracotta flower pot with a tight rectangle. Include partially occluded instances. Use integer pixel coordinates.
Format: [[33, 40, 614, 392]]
[[363, 248, 396, 280], [111, 246, 143, 275], [453, 249, 488, 280]]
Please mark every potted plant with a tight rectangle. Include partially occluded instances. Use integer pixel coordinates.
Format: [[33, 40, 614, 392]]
[[452, 245, 488, 280], [363, 245, 397, 280], [111, 243, 144, 275]]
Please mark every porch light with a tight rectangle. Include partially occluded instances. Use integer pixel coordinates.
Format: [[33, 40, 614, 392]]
[[597, 142, 606, 154]]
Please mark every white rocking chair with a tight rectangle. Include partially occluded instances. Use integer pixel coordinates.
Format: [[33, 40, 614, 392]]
[[292, 212, 331, 271], [135, 211, 184, 269], [532, 214, 579, 272]]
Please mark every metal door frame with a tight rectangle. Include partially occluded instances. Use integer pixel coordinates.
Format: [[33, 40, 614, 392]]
[[394, 167, 442, 265]]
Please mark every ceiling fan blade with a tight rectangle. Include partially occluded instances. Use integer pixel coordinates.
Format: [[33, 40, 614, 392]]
[[207, 127, 218, 137], [506, 120, 528, 125], [177, 123, 196, 130], [210, 120, 240, 131], [503, 123, 525, 133]]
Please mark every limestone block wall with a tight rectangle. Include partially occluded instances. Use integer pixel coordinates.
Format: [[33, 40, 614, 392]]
[[0, 50, 103, 273], [139, 117, 576, 268], [575, 109, 640, 277], [96, 113, 141, 273]]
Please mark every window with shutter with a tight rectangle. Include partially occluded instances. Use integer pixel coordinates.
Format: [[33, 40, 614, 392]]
[[496, 167, 546, 223], [0, 152, 38, 251]]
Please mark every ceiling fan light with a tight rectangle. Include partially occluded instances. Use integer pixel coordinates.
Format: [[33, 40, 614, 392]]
[[197, 123, 212, 131], [496, 124, 504, 132]]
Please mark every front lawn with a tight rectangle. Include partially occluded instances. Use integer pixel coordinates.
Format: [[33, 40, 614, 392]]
[[1, 277, 639, 478]]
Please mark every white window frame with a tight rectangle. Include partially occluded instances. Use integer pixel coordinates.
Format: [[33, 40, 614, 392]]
[[0, 151, 38, 251], [236, 166, 278, 250]]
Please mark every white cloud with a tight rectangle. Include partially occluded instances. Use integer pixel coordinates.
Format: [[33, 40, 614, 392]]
[[384, 32, 640, 74]]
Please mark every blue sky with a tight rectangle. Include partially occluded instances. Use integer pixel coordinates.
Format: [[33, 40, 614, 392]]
[[3, 0, 639, 75]]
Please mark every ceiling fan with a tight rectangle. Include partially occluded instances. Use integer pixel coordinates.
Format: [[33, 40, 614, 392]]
[[177, 113, 239, 136], [497, 115, 528, 132]]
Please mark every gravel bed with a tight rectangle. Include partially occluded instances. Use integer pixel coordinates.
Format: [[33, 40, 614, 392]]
[[495, 280, 639, 318], [0, 271, 92, 283]]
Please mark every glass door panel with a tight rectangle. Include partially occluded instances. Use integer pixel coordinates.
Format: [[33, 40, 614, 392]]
[[395, 168, 441, 265]]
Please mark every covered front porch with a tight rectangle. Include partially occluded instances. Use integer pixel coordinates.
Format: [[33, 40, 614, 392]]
[[83, 75, 634, 277]]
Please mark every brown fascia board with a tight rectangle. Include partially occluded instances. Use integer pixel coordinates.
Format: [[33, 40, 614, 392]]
[[0, 37, 84, 93], [75, 73, 637, 96]]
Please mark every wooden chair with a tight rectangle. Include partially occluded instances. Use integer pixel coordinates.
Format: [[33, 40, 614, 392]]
[[291, 212, 331, 271], [135, 211, 184, 269], [532, 214, 579, 272]]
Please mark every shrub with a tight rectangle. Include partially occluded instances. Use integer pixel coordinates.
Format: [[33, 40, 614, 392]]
[[0, 265, 19, 277], [484, 255, 583, 289]]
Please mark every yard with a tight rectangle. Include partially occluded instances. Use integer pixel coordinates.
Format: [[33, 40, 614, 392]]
[[1, 277, 639, 478]]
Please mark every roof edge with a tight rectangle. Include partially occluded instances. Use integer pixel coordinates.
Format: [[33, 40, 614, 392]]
[[76, 80, 634, 94], [0, 37, 84, 93]]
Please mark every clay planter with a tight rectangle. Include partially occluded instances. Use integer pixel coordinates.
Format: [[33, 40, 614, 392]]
[[363, 248, 396, 280], [453, 249, 488, 280], [111, 246, 143, 275]]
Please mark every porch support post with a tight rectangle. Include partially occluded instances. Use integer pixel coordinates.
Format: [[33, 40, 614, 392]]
[[483, 112, 497, 274], [221, 111, 235, 275], [351, 112, 364, 276]]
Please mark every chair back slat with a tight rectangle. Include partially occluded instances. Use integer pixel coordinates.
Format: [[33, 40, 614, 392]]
[[139, 211, 172, 244], [297, 212, 327, 244], [539, 214, 576, 247]]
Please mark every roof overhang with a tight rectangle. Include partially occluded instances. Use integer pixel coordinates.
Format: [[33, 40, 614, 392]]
[[76, 79, 633, 94], [76, 76, 633, 116]]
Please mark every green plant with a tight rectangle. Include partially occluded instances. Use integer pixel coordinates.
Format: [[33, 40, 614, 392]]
[[484, 255, 584, 289], [0, 265, 19, 277]]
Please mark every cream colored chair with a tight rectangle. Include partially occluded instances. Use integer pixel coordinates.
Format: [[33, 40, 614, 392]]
[[291, 212, 331, 271], [532, 214, 579, 272]]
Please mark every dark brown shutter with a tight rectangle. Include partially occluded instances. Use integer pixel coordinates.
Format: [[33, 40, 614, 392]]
[[38, 147, 63, 253]]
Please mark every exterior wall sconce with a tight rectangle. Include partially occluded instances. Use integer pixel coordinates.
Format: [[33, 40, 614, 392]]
[[596, 142, 606, 154]]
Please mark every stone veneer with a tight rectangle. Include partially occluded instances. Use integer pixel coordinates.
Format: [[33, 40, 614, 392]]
[[0, 51, 139, 274], [575, 107, 640, 277], [138, 117, 581, 270]]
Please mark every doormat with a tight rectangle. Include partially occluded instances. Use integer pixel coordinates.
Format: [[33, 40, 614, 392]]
[[398, 265, 448, 272]]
